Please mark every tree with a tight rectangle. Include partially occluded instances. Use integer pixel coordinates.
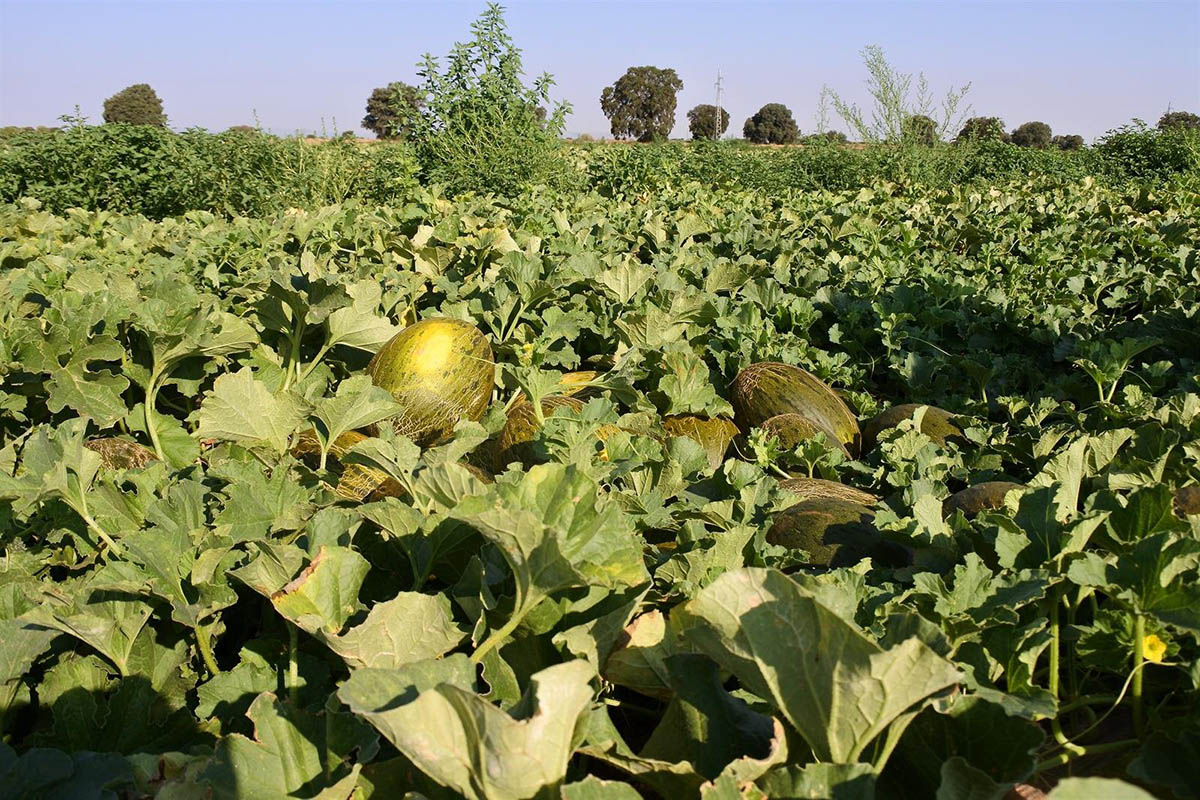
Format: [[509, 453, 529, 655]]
[[902, 114, 936, 145], [410, 3, 570, 195], [600, 66, 683, 142], [1052, 134, 1085, 150], [956, 116, 1007, 143], [803, 130, 848, 145], [1157, 110, 1200, 131], [743, 103, 799, 144], [687, 104, 730, 140], [820, 45, 970, 143], [102, 83, 166, 126], [1011, 121, 1051, 148], [362, 82, 424, 140]]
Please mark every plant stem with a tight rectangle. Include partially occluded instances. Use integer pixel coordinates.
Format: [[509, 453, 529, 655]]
[[75, 498, 122, 557], [144, 369, 166, 461], [196, 623, 221, 676], [1132, 613, 1146, 737], [295, 342, 332, 385], [1035, 738, 1139, 773], [470, 585, 527, 666], [288, 623, 300, 705]]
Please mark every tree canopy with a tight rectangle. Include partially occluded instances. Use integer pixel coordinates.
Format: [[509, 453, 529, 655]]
[[743, 103, 798, 144], [687, 104, 730, 140], [956, 116, 1007, 143], [1011, 121, 1052, 148], [362, 82, 424, 140], [102, 83, 166, 126], [600, 66, 683, 142]]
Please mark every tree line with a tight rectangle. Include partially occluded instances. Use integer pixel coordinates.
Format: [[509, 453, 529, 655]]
[[74, 31, 1200, 150]]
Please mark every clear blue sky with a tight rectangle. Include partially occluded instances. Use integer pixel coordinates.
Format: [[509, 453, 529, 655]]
[[2, 1, 1197, 141]]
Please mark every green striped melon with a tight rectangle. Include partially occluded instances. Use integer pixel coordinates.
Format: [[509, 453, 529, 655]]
[[943, 481, 1026, 518], [759, 412, 848, 456], [731, 362, 859, 453], [662, 415, 739, 470], [862, 404, 964, 452], [367, 318, 494, 447], [777, 477, 876, 506], [767, 498, 908, 568]]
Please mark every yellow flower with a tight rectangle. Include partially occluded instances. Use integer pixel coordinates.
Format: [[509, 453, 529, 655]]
[[1142, 634, 1167, 664]]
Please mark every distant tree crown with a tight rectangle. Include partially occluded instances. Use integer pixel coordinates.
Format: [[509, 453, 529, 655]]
[[600, 66, 684, 142], [102, 83, 166, 126], [687, 104, 730, 140], [1051, 134, 1085, 150], [1011, 121, 1052, 148], [956, 116, 1007, 143], [362, 82, 424, 140], [902, 114, 937, 145], [743, 103, 799, 144], [1157, 110, 1200, 131]]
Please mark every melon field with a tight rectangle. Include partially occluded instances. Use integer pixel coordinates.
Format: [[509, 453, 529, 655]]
[[1, 173, 1199, 799]]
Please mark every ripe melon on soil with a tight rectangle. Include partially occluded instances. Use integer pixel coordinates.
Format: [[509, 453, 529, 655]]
[[943, 481, 1026, 518], [489, 396, 619, 471], [767, 497, 908, 568], [731, 362, 860, 453], [759, 412, 849, 456], [777, 477, 877, 506], [862, 403, 963, 452], [85, 438, 158, 470], [292, 429, 399, 501], [662, 415, 739, 469], [1174, 486, 1200, 518], [367, 318, 494, 447]]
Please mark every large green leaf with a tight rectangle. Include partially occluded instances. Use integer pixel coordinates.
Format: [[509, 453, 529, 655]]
[[674, 567, 962, 763], [340, 659, 595, 800]]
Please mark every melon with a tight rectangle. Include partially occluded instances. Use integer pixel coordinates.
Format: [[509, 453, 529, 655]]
[[490, 396, 583, 471], [943, 481, 1026, 518], [778, 477, 877, 506], [1174, 486, 1200, 518], [85, 438, 158, 470], [862, 403, 963, 452], [731, 362, 859, 453], [767, 498, 908, 568], [512, 370, 602, 404], [292, 429, 399, 501], [759, 412, 848, 456], [367, 318, 494, 447], [662, 415, 739, 470]]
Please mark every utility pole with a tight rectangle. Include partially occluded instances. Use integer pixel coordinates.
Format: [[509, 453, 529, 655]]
[[714, 70, 724, 140]]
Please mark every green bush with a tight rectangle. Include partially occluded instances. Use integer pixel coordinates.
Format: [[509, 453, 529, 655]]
[[1093, 123, 1200, 181], [410, 4, 572, 195], [687, 104, 730, 141], [0, 125, 420, 218]]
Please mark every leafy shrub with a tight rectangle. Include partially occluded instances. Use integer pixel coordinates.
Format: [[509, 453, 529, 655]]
[[743, 103, 798, 144], [0, 124, 420, 217], [956, 116, 1007, 143], [102, 83, 166, 126], [687, 104, 730, 140], [1093, 122, 1200, 181], [1157, 110, 1200, 131], [600, 66, 683, 142], [362, 82, 423, 140], [409, 4, 571, 195], [1011, 121, 1051, 148], [1052, 134, 1085, 151]]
